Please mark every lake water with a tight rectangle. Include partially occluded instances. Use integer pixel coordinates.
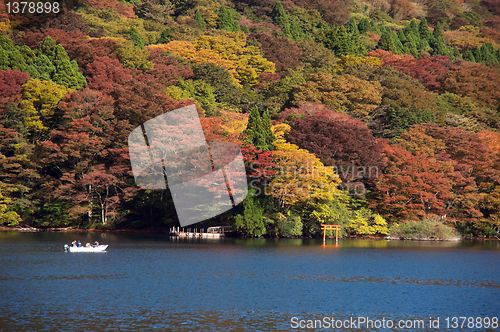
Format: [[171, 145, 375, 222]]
[[0, 232, 499, 331]]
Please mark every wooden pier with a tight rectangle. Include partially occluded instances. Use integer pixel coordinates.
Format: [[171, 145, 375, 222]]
[[169, 226, 232, 239]]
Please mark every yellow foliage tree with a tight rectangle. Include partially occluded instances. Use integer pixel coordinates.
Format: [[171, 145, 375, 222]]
[[149, 32, 275, 86], [19, 79, 70, 139], [339, 55, 382, 69], [0, 186, 21, 226], [292, 72, 382, 118], [268, 123, 342, 207]]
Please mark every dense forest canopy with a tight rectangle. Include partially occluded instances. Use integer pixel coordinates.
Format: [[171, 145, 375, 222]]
[[0, 0, 498, 238]]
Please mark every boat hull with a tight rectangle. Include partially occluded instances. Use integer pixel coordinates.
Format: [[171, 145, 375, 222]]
[[67, 245, 108, 252]]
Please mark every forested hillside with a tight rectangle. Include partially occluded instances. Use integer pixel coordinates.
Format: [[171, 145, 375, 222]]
[[0, 0, 499, 238]]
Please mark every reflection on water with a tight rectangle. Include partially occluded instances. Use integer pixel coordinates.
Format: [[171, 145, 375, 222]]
[[0, 232, 499, 331]]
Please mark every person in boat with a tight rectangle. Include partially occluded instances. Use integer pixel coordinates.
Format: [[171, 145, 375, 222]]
[[71, 240, 77, 247], [85, 243, 91, 247], [77, 241, 82, 247], [93, 241, 99, 247]]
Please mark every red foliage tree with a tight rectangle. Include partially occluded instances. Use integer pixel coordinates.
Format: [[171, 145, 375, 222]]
[[86, 56, 188, 125], [397, 124, 499, 220], [372, 141, 456, 221], [0, 70, 29, 107], [20, 29, 122, 69], [410, 125, 499, 188], [147, 50, 193, 86], [38, 89, 135, 224], [370, 49, 453, 91], [241, 144, 276, 180], [443, 61, 500, 110], [251, 32, 302, 72], [81, 0, 136, 18], [85, 56, 135, 94], [279, 103, 383, 185], [294, 0, 353, 24]]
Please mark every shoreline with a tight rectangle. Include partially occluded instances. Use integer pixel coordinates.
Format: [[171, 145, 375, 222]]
[[1, 226, 498, 241], [0, 226, 171, 234]]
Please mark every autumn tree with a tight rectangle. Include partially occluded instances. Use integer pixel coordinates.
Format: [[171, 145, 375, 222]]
[[38, 89, 133, 225], [292, 72, 382, 119], [150, 32, 275, 86], [372, 67, 443, 129], [0, 185, 22, 226], [372, 141, 456, 221], [0, 70, 28, 108], [0, 126, 37, 224], [390, 0, 425, 20], [19, 78, 70, 142], [396, 124, 499, 221], [443, 61, 500, 110], [252, 32, 302, 72], [268, 123, 346, 235], [280, 103, 383, 191], [370, 50, 453, 91]]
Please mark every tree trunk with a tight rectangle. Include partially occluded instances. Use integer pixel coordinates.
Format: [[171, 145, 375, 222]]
[[101, 203, 105, 225]]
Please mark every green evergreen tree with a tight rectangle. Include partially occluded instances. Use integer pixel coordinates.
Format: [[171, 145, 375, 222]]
[[159, 29, 172, 44], [418, 38, 431, 54], [244, 107, 275, 151], [418, 18, 432, 40], [216, 5, 240, 31], [474, 43, 499, 65], [1, 35, 85, 88], [402, 19, 420, 56], [261, 108, 275, 146], [125, 27, 145, 48], [37, 37, 86, 89], [430, 22, 451, 56], [464, 49, 476, 62], [357, 18, 370, 33], [20, 45, 53, 79], [377, 28, 404, 54], [328, 25, 365, 56], [417, 18, 432, 54], [398, 30, 408, 44], [158, 29, 172, 43], [235, 189, 267, 237], [347, 19, 359, 35], [0, 35, 29, 71], [272, 1, 292, 37], [289, 16, 305, 40], [194, 11, 206, 30]]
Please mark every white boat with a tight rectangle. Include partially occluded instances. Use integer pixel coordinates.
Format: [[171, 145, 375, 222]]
[[64, 244, 108, 252]]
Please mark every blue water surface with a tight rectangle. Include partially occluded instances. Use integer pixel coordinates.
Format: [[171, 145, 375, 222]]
[[0, 232, 498, 331]]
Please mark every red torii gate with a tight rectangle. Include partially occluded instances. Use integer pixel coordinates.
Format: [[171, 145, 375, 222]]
[[321, 224, 341, 245]]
